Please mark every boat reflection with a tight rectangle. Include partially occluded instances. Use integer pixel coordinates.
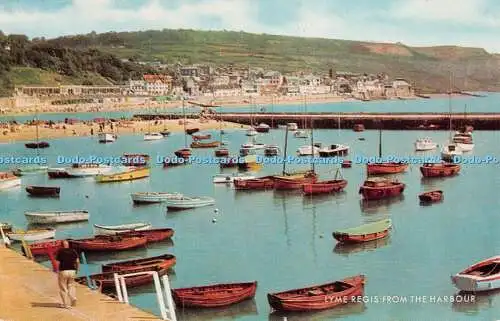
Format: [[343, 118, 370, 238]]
[[268, 302, 366, 321], [420, 176, 458, 188], [83, 246, 148, 262], [302, 191, 347, 206], [176, 298, 258, 321], [451, 290, 500, 314], [333, 237, 391, 256], [27, 221, 89, 231], [360, 195, 404, 214], [145, 238, 174, 249]]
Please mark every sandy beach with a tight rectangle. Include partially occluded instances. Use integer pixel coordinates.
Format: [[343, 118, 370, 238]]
[[0, 119, 246, 143]]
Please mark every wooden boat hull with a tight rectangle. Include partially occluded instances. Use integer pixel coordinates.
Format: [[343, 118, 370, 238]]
[[172, 281, 257, 308], [95, 168, 150, 183], [452, 256, 500, 292], [102, 254, 176, 272], [25, 142, 50, 149], [192, 134, 212, 140], [120, 228, 174, 242], [234, 177, 275, 190], [190, 141, 221, 148], [333, 219, 391, 243], [7, 229, 56, 242], [359, 183, 405, 200], [333, 229, 389, 243], [25, 210, 89, 224], [186, 128, 200, 135], [166, 197, 215, 210], [267, 275, 365, 312], [419, 190, 443, 203], [174, 149, 192, 159], [76, 266, 167, 290], [214, 149, 229, 157], [29, 240, 63, 257], [26, 186, 60, 197], [68, 236, 147, 252], [47, 168, 71, 178], [420, 163, 460, 177], [274, 175, 317, 190], [303, 180, 347, 195], [366, 163, 408, 175], [131, 192, 182, 204]]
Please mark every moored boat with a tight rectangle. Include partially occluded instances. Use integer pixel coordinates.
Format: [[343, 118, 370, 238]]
[[26, 185, 60, 197], [303, 179, 347, 195], [144, 133, 164, 141], [294, 130, 309, 138], [333, 219, 392, 243], [353, 124, 365, 132], [120, 228, 174, 242], [341, 160, 352, 168], [174, 148, 192, 159], [237, 155, 262, 171], [47, 167, 71, 178], [95, 167, 150, 183], [7, 228, 56, 242], [419, 190, 443, 203], [264, 145, 280, 156], [246, 128, 258, 136], [98, 133, 116, 143], [234, 176, 275, 190], [102, 254, 176, 272], [76, 266, 166, 290], [453, 135, 474, 152], [273, 171, 318, 190], [451, 256, 500, 292], [25, 210, 89, 224], [186, 128, 200, 135], [131, 192, 183, 204], [190, 141, 221, 148], [286, 123, 298, 131], [29, 240, 63, 257], [0, 172, 21, 190], [318, 144, 349, 157], [66, 163, 113, 177], [267, 275, 365, 312], [255, 123, 270, 133], [166, 196, 215, 210], [68, 235, 147, 252], [192, 133, 212, 140], [172, 281, 257, 308], [367, 162, 408, 175], [25, 141, 50, 149], [213, 173, 255, 184], [414, 138, 437, 151], [122, 154, 150, 167], [441, 143, 463, 161], [358, 178, 405, 200], [13, 166, 48, 176], [420, 162, 461, 177], [94, 222, 152, 235], [297, 145, 319, 156], [214, 148, 229, 157]]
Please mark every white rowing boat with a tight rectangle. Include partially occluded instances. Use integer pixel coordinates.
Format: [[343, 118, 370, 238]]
[[213, 173, 255, 184], [7, 228, 56, 241], [166, 196, 215, 210], [24, 210, 89, 224], [131, 192, 183, 204], [94, 222, 152, 235]]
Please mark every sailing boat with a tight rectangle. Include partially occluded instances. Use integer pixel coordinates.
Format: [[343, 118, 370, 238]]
[[451, 104, 474, 152], [214, 99, 229, 157], [143, 99, 163, 141], [297, 96, 317, 155], [274, 118, 317, 190], [15, 107, 48, 176], [174, 98, 192, 159], [441, 75, 463, 161], [318, 115, 349, 157], [366, 129, 408, 175], [246, 99, 258, 136]]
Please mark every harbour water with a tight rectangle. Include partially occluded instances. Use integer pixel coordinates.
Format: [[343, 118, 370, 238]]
[[1, 121, 500, 320]]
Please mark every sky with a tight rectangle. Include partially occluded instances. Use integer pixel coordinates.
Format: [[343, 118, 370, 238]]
[[1, 0, 500, 52]]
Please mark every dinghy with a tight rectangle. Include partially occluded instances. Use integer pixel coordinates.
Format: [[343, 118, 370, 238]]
[[24, 210, 89, 224], [0, 172, 21, 190], [7, 228, 56, 242], [213, 173, 255, 184], [419, 190, 443, 203], [166, 196, 215, 210], [143, 133, 164, 141], [94, 222, 152, 235], [452, 256, 500, 292], [172, 281, 257, 308], [68, 235, 147, 252], [333, 219, 392, 243], [131, 192, 183, 204], [102, 254, 176, 272], [26, 185, 60, 197], [120, 228, 174, 242]]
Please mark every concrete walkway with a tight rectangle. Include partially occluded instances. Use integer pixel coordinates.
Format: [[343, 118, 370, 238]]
[[0, 246, 163, 321]]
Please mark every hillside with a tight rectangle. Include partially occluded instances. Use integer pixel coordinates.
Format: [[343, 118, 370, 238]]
[[44, 29, 500, 93]]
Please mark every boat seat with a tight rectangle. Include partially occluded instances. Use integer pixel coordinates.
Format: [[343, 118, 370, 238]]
[[307, 289, 324, 296]]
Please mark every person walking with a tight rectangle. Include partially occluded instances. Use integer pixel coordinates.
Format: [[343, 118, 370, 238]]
[[55, 240, 79, 308]]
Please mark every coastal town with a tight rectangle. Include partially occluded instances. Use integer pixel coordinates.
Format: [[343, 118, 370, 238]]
[[1, 64, 415, 114]]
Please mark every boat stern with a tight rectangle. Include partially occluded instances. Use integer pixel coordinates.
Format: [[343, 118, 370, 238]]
[[451, 274, 486, 292]]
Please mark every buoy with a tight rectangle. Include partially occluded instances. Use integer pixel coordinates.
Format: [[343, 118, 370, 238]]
[[319, 234, 324, 238], [214, 208, 219, 213], [212, 218, 217, 223], [85, 195, 89, 198]]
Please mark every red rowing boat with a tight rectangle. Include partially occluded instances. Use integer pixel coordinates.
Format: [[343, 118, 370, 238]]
[[68, 235, 147, 252], [26, 186, 60, 197], [172, 281, 257, 308], [366, 163, 408, 175], [341, 160, 352, 168], [102, 254, 176, 272], [333, 219, 392, 243], [190, 141, 221, 148], [303, 179, 347, 195], [192, 133, 212, 140], [76, 266, 167, 291], [273, 171, 317, 190], [420, 162, 460, 177], [358, 178, 405, 200], [419, 190, 443, 203], [234, 176, 275, 190], [214, 148, 229, 157], [267, 275, 365, 312], [174, 148, 192, 159], [29, 240, 63, 257], [120, 228, 174, 242]]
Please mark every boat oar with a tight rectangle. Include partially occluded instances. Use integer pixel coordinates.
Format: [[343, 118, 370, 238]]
[[0, 226, 10, 247], [80, 252, 97, 290]]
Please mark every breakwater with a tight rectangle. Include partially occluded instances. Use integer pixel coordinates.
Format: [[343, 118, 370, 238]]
[[133, 112, 500, 130]]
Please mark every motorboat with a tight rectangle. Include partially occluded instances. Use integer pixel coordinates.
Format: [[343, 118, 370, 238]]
[[98, 133, 116, 143], [297, 145, 319, 156], [144, 133, 164, 141], [414, 138, 438, 151], [318, 144, 349, 157]]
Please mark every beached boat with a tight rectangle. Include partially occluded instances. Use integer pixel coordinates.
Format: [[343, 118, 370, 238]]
[[131, 192, 183, 204], [94, 222, 152, 235], [66, 163, 113, 177], [26, 185, 60, 197], [98, 133, 116, 143], [213, 173, 256, 184], [255, 123, 270, 133], [68, 235, 147, 252], [341, 160, 352, 168], [234, 176, 275, 190], [166, 196, 215, 210], [0, 172, 21, 190], [190, 140, 221, 148], [25, 141, 50, 149], [214, 148, 229, 157], [186, 128, 200, 135], [76, 266, 167, 290], [264, 145, 280, 156], [144, 133, 164, 141], [7, 228, 56, 242], [29, 240, 63, 257], [353, 124, 365, 132], [246, 128, 258, 136], [297, 145, 319, 156], [102, 254, 176, 272], [47, 167, 71, 178], [419, 190, 443, 203], [0, 222, 12, 232], [120, 228, 174, 242], [172, 281, 257, 308], [95, 167, 150, 183], [267, 275, 365, 312], [25, 210, 89, 224], [13, 166, 48, 176], [414, 138, 437, 151], [303, 179, 347, 195], [420, 162, 461, 177], [192, 133, 212, 140], [451, 256, 500, 292], [333, 219, 392, 243], [174, 148, 192, 159], [358, 178, 405, 200], [318, 144, 349, 157]]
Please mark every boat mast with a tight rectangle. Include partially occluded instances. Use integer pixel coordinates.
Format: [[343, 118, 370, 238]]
[[282, 125, 289, 175], [310, 117, 315, 173], [182, 98, 187, 148], [378, 128, 382, 158], [35, 104, 40, 157], [448, 73, 452, 141]]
